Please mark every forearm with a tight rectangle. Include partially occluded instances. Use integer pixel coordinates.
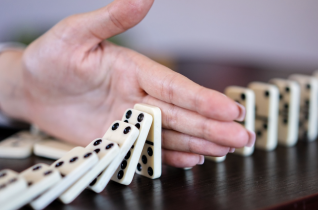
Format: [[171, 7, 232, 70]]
[[0, 50, 30, 123]]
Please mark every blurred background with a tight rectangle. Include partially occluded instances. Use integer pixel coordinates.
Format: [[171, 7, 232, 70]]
[[1, 0, 318, 92]]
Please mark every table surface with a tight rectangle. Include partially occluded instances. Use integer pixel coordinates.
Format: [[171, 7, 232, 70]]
[[1, 65, 318, 210], [1, 129, 318, 210]]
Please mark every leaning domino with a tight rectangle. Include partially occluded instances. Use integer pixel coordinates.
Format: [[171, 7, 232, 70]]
[[34, 138, 76, 160], [289, 74, 318, 141], [225, 86, 255, 156], [2, 164, 61, 210], [30, 147, 98, 210], [134, 103, 162, 179], [59, 139, 119, 204], [88, 121, 139, 192], [0, 131, 41, 159], [269, 79, 300, 146], [0, 169, 27, 205], [111, 109, 152, 185], [248, 82, 279, 151]]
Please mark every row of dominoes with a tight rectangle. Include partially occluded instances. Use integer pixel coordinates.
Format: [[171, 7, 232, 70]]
[[206, 72, 318, 162], [0, 103, 162, 209]]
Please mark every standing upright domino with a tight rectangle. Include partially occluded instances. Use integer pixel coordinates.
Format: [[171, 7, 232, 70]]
[[134, 103, 162, 179], [225, 86, 255, 156], [289, 74, 318, 141], [30, 147, 99, 210], [248, 82, 279, 151], [269, 79, 300, 146], [0, 131, 41, 159], [111, 109, 152, 185], [2, 164, 61, 210], [59, 139, 119, 204], [88, 121, 139, 192], [0, 169, 27, 205]]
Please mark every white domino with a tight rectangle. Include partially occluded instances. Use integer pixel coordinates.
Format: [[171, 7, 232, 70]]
[[88, 121, 139, 192], [248, 82, 279, 151], [2, 164, 61, 210], [111, 109, 153, 184], [134, 103, 162, 179], [30, 147, 99, 209], [34, 138, 76, 160], [269, 79, 300, 146], [0, 169, 27, 205], [225, 86, 255, 156], [111, 109, 152, 185], [0, 131, 40, 159], [59, 139, 119, 204], [289, 74, 318, 141]]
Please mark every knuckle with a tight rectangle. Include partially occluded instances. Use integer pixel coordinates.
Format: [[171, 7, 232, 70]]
[[201, 119, 213, 141], [160, 74, 177, 104], [187, 135, 197, 154], [194, 87, 205, 111], [107, 8, 127, 31], [164, 105, 178, 130]]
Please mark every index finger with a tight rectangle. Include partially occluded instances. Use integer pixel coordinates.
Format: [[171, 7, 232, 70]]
[[135, 55, 245, 121]]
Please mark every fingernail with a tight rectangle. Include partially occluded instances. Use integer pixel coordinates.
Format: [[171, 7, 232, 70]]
[[197, 155, 205, 165], [229, 148, 235, 153], [246, 130, 256, 147], [235, 102, 246, 122]]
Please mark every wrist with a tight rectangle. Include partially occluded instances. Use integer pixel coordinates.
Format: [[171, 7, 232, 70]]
[[0, 50, 30, 123]]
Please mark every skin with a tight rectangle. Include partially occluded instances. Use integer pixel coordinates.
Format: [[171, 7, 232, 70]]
[[0, 0, 255, 168]]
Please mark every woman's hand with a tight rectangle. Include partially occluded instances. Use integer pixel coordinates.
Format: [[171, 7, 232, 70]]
[[0, 0, 255, 168]]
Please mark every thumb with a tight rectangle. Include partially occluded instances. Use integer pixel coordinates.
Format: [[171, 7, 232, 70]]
[[52, 0, 154, 48]]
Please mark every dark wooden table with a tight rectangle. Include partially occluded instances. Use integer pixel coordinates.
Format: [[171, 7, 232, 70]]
[[1, 64, 318, 210]]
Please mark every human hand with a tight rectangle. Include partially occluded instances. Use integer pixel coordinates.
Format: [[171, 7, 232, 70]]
[[0, 0, 255, 168]]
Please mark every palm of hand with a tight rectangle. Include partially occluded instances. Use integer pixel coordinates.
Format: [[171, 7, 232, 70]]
[[23, 37, 149, 145]]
